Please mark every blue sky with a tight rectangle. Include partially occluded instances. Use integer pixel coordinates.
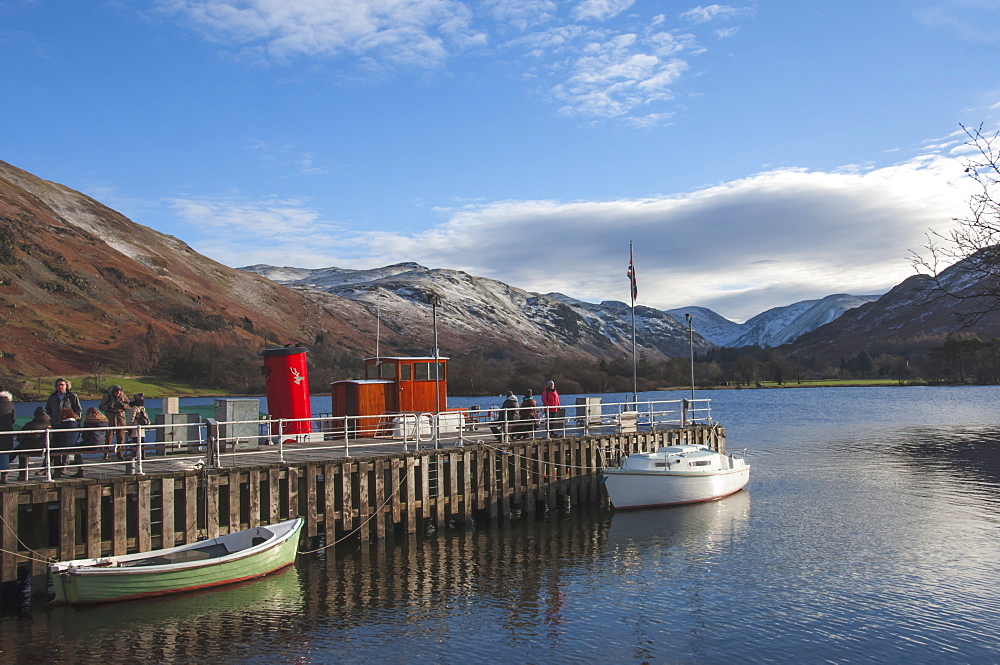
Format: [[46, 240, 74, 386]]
[[3, 0, 999, 322]]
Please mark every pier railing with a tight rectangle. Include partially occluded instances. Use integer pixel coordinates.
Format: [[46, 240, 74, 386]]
[[10, 397, 712, 481]]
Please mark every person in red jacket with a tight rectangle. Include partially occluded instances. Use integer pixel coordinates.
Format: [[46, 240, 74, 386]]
[[542, 381, 563, 435]]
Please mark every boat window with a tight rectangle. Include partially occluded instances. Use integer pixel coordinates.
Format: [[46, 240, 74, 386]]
[[414, 362, 444, 381], [400, 364, 411, 380], [653, 462, 666, 467], [367, 363, 396, 379], [690, 460, 712, 467]]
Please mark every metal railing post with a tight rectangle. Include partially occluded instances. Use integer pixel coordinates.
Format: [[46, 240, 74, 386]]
[[43, 429, 52, 482], [277, 419, 286, 463], [135, 427, 145, 474], [205, 419, 219, 468]]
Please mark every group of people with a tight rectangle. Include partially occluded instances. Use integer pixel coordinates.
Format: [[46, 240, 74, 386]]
[[490, 380, 562, 442], [0, 379, 151, 483]]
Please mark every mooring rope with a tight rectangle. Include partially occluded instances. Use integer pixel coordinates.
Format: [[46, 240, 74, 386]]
[[298, 463, 410, 556], [0, 511, 55, 564]]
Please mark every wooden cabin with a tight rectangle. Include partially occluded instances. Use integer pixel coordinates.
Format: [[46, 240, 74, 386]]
[[331, 357, 448, 436]]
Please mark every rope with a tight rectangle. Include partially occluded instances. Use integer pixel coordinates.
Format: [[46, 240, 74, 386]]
[[298, 462, 410, 556], [0, 510, 55, 565]]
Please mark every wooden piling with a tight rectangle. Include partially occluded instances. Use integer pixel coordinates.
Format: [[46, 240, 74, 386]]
[[0, 425, 725, 600]]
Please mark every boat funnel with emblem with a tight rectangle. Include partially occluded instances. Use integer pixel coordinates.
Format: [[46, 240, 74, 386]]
[[260, 346, 315, 441]]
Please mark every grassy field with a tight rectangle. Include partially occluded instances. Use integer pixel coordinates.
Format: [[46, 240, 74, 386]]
[[18, 376, 234, 401], [714, 378, 920, 389]]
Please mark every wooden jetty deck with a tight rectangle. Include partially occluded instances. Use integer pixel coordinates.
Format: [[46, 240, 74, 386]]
[[0, 424, 726, 601]]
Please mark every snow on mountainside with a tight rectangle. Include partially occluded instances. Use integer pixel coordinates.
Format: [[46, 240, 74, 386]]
[[242, 264, 875, 353], [728, 294, 878, 348], [668, 295, 876, 348], [239, 264, 712, 358], [665, 307, 744, 347]]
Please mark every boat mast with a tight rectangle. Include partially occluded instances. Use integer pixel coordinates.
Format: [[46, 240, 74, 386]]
[[685, 313, 695, 402], [628, 242, 638, 407]]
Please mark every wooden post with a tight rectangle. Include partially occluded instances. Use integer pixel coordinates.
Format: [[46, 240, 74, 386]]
[[160, 477, 175, 550], [86, 484, 101, 558], [138, 479, 151, 552], [112, 480, 127, 555]]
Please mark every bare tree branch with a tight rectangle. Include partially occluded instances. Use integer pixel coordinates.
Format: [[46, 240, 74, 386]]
[[911, 123, 1000, 325]]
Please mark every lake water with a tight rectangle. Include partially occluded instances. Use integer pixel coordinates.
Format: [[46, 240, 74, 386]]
[[2, 386, 998, 664]]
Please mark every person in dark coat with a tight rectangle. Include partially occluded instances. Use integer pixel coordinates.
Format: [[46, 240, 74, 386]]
[[99, 385, 130, 460], [80, 407, 108, 457], [513, 389, 539, 440], [0, 390, 15, 484], [45, 378, 82, 422], [16, 408, 51, 481], [52, 407, 81, 478], [490, 391, 520, 442]]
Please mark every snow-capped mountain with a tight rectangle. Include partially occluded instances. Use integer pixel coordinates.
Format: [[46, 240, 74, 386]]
[[664, 307, 745, 347], [241, 264, 713, 359], [669, 295, 877, 348]]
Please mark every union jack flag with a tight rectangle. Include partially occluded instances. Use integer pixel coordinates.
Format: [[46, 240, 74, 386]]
[[627, 244, 637, 301]]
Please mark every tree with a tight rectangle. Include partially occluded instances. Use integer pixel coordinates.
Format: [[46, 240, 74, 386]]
[[913, 124, 1000, 324]]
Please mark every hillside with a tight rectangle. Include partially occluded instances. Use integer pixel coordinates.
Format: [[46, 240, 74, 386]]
[[790, 258, 1000, 360], [240, 264, 714, 360], [0, 160, 384, 382]]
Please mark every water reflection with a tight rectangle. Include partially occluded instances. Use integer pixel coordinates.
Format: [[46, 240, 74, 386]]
[[605, 490, 750, 553], [3, 568, 305, 663]]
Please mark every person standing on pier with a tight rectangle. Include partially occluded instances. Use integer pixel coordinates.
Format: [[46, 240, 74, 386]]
[[515, 389, 539, 440], [99, 385, 130, 460], [52, 407, 81, 478], [45, 378, 82, 422], [0, 390, 15, 484], [542, 380, 562, 434], [490, 391, 520, 442]]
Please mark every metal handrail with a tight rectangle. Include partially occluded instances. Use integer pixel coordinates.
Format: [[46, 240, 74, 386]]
[[10, 397, 712, 480]]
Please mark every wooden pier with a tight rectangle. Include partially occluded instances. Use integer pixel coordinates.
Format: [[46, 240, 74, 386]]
[[0, 425, 724, 601]]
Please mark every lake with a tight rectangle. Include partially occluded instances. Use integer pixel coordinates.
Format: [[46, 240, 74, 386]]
[[2, 385, 997, 664]]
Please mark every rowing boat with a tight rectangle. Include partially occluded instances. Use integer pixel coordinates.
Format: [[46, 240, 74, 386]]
[[50, 518, 303, 605]]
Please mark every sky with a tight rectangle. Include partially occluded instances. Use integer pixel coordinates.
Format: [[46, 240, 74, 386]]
[[3, 1, 1000, 322]]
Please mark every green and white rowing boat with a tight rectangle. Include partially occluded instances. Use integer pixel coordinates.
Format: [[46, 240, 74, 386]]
[[50, 518, 303, 605]]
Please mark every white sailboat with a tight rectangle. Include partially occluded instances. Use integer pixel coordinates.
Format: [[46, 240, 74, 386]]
[[602, 444, 749, 509]]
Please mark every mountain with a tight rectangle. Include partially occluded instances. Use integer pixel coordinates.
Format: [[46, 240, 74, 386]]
[[664, 307, 744, 347], [240, 264, 714, 360], [667, 295, 877, 348], [790, 258, 1000, 360], [0, 160, 382, 380]]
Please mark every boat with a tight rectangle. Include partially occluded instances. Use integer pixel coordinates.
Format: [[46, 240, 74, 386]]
[[602, 444, 749, 509], [49, 517, 304, 605]]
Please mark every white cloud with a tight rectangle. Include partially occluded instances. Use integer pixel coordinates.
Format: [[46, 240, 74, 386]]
[[179, 152, 976, 322], [549, 30, 694, 119], [156, 0, 484, 67], [679, 4, 754, 25], [156, 0, 743, 125], [910, 0, 1000, 43], [572, 0, 636, 22]]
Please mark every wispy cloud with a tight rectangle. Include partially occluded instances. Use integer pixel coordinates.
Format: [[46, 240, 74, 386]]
[[909, 0, 1000, 43], [177, 152, 974, 321], [679, 4, 755, 25], [155, 0, 754, 125], [572, 0, 636, 22], [549, 29, 695, 119], [156, 0, 486, 67], [248, 141, 329, 175]]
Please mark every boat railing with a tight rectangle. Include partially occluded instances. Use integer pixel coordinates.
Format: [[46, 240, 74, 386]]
[[13, 397, 713, 481]]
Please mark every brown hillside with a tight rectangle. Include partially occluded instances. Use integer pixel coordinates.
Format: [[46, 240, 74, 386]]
[[0, 160, 388, 377]]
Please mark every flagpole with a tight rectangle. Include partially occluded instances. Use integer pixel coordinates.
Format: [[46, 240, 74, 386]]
[[629, 242, 638, 408]]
